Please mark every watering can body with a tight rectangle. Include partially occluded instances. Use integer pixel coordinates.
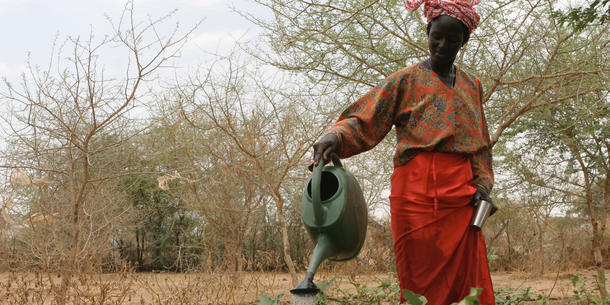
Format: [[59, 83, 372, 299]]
[[300, 160, 368, 271]]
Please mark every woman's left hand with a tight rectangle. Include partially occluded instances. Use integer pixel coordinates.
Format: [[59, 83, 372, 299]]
[[472, 186, 498, 216]]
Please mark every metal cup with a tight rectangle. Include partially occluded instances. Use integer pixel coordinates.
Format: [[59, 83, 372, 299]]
[[470, 199, 493, 231]]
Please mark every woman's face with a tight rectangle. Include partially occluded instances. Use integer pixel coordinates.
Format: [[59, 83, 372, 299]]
[[427, 15, 466, 67]]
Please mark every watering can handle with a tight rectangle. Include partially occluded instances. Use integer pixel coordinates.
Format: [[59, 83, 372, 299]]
[[312, 157, 342, 225]]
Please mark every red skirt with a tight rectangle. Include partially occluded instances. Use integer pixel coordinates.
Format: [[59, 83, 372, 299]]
[[389, 152, 494, 305]]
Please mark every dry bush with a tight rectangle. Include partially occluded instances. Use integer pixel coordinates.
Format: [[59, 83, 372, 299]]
[[0, 267, 135, 305], [0, 269, 297, 305], [484, 199, 602, 273]]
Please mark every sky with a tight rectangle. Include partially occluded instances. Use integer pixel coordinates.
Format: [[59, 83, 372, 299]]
[[0, 0, 266, 86]]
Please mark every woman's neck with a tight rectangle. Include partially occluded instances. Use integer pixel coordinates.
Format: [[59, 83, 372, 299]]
[[425, 58, 456, 88], [426, 58, 454, 77]]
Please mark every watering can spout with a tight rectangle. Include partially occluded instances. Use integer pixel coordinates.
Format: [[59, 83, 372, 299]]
[[290, 272, 319, 295], [291, 234, 334, 295], [306, 234, 334, 275]]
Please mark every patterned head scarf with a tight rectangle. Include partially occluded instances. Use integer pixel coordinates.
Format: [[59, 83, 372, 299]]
[[404, 0, 481, 32]]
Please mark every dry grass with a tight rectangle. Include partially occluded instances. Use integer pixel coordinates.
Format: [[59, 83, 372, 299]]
[[0, 269, 606, 304]]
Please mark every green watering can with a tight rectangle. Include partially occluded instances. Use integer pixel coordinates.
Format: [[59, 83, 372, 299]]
[[291, 159, 368, 295]]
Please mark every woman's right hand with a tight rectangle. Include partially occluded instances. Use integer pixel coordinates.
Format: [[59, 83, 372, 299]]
[[310, 133, 339, 170]]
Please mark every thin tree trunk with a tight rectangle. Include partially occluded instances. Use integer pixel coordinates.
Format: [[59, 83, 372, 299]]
[[275, 195, 298, 285], [506, 222, 513, 267], [592, 233, 607, 298], [600, 143, 610, 297], [535, 216, 545, 276], [204, 229, 214, 272], [136, 229, 142, 267]]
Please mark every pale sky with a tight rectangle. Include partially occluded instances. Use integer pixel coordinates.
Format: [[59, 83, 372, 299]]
[[0, 0, 265, 84]]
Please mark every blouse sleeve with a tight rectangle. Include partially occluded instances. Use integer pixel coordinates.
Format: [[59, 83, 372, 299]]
[[327, 72, 404, 159], [471, 80, 494, 192]]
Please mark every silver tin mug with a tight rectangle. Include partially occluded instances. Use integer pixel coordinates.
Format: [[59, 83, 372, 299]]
[[470, 199, 493, 231]]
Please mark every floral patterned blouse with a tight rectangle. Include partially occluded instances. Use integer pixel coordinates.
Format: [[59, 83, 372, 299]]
[[327, 61, 494, 192]]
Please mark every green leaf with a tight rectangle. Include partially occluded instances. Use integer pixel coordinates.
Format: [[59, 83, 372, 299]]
[[255, 292, 285, 305], [403, 289, 428, 305], [316, 278, 334, 294], [255, 294, 275, 305], [451, 288, 482, 305]]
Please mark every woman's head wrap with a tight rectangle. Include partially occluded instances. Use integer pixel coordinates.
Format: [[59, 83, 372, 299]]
[[404, 0, 481, 32]]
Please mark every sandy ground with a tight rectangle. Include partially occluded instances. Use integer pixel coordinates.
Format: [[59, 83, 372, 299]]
[[491, 270, 603, 303], [0, 269, 607, 304]]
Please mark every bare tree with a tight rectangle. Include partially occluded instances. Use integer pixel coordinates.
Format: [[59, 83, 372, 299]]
[[0, 2, 197, 303]]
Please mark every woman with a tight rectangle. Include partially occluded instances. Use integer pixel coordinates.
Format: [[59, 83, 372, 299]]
[[310, 0, 495, 304]]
